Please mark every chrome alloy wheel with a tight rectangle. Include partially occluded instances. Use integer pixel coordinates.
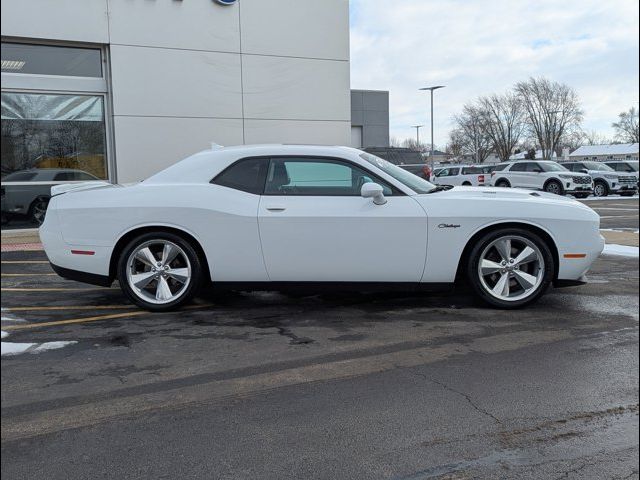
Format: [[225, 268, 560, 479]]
[[545, 182, 561, 195], [593, 182, 607, 197], [477, 235, 545, 302], [126, 240, 192, 305]]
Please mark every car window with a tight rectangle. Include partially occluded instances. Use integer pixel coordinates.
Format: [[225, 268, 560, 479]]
[[359, 152, 435, 194], [540, 162, 569, 172], [264, 157, 393, 196], [75, 171, 98, 180], [212, 157, 269, 195], [564, 163, 580, 172], [525, 163, 543, 172], [509, 162, 528, 172], [490, 164, 508, 172], [583, 162, 613, 172], [53, 172, 77, 181], [462, 166, 482, 175], [449, 168, 460, 176], [1, 171, 38, 182]]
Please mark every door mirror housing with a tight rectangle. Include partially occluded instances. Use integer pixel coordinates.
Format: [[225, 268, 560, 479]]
[[581, 169, 589, 174], [361, 182, 387, 205]]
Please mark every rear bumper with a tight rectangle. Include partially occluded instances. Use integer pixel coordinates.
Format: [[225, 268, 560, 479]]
[[50, 263, 113, 287]]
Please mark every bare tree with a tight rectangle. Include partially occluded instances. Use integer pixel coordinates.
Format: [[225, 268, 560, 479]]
[[478, 93, 526, 161], [401, 137, 427, 152], [515, 77, 583, 159], [612, 107, 639, 143], [451, 104, 493, 163], [580, 130, 612, 146]]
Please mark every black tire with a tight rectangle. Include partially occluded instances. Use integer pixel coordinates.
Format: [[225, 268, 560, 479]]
[[462, 181, 472, 186], [619, 192, 636, 197], [573, 193, 590, 199], [117, 232, 203, 311], [29, 197, 50, 226], [592, 180, 608, 197], [495, 179, 511, 188], [544, 179, 564, 196], [466, 228, 554, 309]]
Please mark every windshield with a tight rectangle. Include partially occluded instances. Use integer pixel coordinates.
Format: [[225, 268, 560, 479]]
[[628, 162, 639, 172], [583, 161, 614, 172], [541, 162, 570, 172], [360, 152, 436, 193]]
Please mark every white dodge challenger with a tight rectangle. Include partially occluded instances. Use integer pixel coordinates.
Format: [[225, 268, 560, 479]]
[[40, 145, 604, 311]]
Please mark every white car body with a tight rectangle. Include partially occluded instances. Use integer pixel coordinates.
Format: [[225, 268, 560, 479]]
[[40, 145, 604, 309], [430, 165, 490, 187], [562, 161, 637, 196], [490, 160, 593, 196]]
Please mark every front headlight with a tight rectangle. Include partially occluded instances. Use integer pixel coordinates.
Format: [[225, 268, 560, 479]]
[[558, 174, 574, 179], [604, 174, 618, 180]]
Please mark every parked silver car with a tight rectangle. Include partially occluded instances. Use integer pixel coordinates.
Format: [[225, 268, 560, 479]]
[[1, 168, 99, 226]]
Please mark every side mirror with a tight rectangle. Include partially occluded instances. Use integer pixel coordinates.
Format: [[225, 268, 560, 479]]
[[361, 182, 387, 205], [581, 169, 589, 174]]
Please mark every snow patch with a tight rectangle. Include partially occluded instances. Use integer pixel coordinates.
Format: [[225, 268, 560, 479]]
[[1, 339, 77, 356], [1, 331, 8, 339], [602, 244, 640, 258]]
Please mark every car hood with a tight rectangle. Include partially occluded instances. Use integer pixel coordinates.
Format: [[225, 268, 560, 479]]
[[417, 186, 590, 207]]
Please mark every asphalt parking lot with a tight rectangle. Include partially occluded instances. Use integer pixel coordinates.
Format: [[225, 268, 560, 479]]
[[1, 197, 638, 479]]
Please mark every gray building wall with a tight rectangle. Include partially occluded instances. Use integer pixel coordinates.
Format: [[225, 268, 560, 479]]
[[351, 90, 389, 148]]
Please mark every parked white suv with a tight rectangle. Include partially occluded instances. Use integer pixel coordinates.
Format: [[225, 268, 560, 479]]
[[490, 161, 593, 198], [430, 165, 490, 186], [563, 161, 638, 197]]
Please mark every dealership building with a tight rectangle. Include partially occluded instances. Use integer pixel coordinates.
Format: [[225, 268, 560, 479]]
[[1, 0, 358, 187]]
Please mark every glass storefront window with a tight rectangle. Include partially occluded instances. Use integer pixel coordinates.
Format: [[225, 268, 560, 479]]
[[1, 92, 107, 228], [1, 43, 102, 77]]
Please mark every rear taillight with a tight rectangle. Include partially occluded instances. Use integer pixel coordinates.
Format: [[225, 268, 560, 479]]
[[478, 175, 485, 183]]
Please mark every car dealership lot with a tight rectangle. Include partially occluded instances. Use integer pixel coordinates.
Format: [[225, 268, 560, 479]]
[[1, 198, 638, 479]]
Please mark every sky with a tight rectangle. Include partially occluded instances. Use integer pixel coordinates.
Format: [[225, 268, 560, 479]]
[[349, 0, 640, 147]]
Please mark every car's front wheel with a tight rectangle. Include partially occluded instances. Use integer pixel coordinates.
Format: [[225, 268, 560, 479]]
[[467, 228, 554, 308], [117, 232, 203, 311], [593, 180, 608, 197], [544, 180, 564, 196]]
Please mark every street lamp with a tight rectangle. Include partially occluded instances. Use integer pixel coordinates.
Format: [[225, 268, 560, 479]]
[[411, 125, 424, 150], [419, 85, 446, 169]]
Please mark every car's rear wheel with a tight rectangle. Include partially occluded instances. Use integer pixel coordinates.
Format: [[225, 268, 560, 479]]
[[495, 179, 511, 188], [117, 232, 203, 311], [544, 180, 564, 196], [593, 180, 608, 197], [29, 197, 49, 225], [467, 228, 554, 308]]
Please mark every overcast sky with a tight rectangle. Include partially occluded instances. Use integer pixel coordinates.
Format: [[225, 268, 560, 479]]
[[349, 0, 639, 147]]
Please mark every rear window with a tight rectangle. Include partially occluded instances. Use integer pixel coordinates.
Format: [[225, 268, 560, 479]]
[[489, 164, 508, 172], [212, 158, 269, 194]]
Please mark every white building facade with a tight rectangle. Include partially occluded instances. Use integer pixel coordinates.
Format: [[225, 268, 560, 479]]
[[1, 0, 351, 184]]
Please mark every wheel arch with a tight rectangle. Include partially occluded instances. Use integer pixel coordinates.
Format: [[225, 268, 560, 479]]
[[495, 178, 511, 187], [543, 177, 564, 191], [455, 221, 560, 283], [109, 225, 211, 283]]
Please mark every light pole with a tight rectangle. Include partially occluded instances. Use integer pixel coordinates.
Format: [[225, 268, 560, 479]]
[[419, 85, 446, 169], [411, 125, 424, 150]]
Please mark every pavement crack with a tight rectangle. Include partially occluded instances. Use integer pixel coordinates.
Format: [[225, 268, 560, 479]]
[[412, 371, 503, 425]]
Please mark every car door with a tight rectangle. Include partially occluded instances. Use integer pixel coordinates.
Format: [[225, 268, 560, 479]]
[[257, 156, 428, 282], [507, 162, 529, 187]]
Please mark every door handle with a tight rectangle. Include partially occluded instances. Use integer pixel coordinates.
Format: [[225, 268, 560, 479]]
[[266, 206, 286, 212]]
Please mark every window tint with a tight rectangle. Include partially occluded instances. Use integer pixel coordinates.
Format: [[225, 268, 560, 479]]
[[212, 158, 269, 194], [462, 166, 482, 175], [509, 162, 528, 172], [53, 171, 97, 181], [264, 157, 392, 196], [490, 164, 508, 172], [1, 171, 37, 182], [1, 43, 102, 77], [525, 163, 542, 172]]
